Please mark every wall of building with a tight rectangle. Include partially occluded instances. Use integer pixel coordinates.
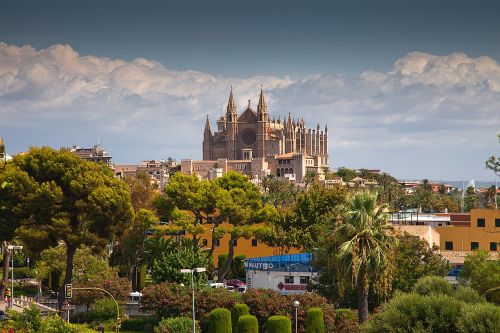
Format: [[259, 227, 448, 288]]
[[436, 208, 499, 252]]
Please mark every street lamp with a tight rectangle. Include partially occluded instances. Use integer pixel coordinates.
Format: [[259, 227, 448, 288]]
[[293, 300, 300, 333], [180, 267, 206, 333], [7, 245, 23, 308]]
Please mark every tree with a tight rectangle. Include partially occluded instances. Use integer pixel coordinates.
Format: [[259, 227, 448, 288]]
[[485, 134, 500, 177], [335, 191, 397, 323], [336, 168, 356, 182], [464, 186, 480, 212], [215, 172, 276, 281], [111, 208, 159, 288], [125, 171, 155, 212], [150, 239, 208, 285], [11, 147, 134, 308], [392, 233, 450, 293], [458, 250, 500, 304]]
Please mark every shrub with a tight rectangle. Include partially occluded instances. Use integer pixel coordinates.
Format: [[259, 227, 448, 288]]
[[208, 308, 232, 333], [232, 303, 250, 331], [453, 286, 487, 304], [40, 315, 79, 333], [242, 289, 289, 329], [86, 298, 123, 324], [412, 275, 453, 296], [13, 267, 36, 279], [361, 293, 463, 332], [305, 308, 324, 333], [334, 309, 358, 333], [237, 315, 259, 333], [267, 315, 291, 333], [155, 317, 199, 333], [456, 303, 500, 333], [121, 317, 160, 332]]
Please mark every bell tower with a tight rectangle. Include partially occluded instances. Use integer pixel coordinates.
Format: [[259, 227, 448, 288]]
[[256, 86, 269, 158], [225, 87, 238, 160]]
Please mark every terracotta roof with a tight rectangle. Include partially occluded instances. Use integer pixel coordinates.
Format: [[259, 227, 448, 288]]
[[440, 251, 499, 264]]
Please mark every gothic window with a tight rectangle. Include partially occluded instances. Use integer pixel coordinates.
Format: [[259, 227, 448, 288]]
[[277, 168, 281, 177], [290, 168, 293, 174]]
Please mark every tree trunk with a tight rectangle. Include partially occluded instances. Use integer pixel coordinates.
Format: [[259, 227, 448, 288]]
[[58, 244, 76, 309], [357, 276, 369, 323], [128, 264, 135, 291], [0, 242, 10, 299], [218, 237, 236, 282]]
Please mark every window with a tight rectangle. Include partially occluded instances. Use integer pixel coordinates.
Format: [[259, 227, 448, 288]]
[[300, 276, 310, 284], [496, 219, 500, 227], [445, 241, 453, 250], [251, 239, 257, 247], [490, 242, 498, 251], [232, 239, 238, 246], [284, 276, 294, 284], [477, 218, 485, 227], [202, 239, 208, 247], [471, 242, 479, 250], [214, 239, 220, 247]]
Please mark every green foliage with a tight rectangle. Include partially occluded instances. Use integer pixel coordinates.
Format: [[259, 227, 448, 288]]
[[305, 308, 324, 333], [86, 298, 122, 324], [237, 315, 259, 333], [12, 266, 36, 279], [453, 286, 487, 304], [464, 186, 480, 212], [219, 254, 246, 279], [412, 275, 453, 296], [121, 317, 159, 332], [458, 250, 500, 304], [7, 305, 78, 333], [155, 317, 199, 333], [335, 167, 356, 182], [267, 315, 291, 333], [361, 293, 463, 332], [392, 233, 450, 292], [208, 308, 232, 333], [456, 303, 500, 333], [150, 239, 208, 285], [232, 303, 250, 331], [334, 309, 358, 333]]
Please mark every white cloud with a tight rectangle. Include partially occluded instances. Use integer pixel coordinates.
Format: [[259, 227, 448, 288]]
[[0, 43, 499, 180]]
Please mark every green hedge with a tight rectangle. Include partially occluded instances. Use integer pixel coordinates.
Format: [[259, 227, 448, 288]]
[[237, 315, 258, 333], [208, 308, 232, 333], [305, 308, 324, 333], [456, 303, 500, 333], [121, 317, 159, 332], [453, 287, 486, 304], [267, 315, 291, 333], [232, 303, 250, 331], [156, 317, 199, 333]]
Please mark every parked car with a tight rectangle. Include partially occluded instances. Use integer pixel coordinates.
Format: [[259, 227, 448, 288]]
[[237, 286, 247, 293], [225, 279, 246, 288], [209, 282, 225, 289]]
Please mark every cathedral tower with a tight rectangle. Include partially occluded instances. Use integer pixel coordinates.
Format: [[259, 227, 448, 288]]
[[256, 86, 269, 158], [226, 87, 238, 160]]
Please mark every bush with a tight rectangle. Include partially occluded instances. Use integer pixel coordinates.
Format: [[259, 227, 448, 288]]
[[305, 308, 324, 333], [86, 298, 123, 324], [237, 315, 259, 333], [121, 317, 160, 332], [361, 293, 463, 332], [334, 309, 358, 333], [40, 315, 79, 333], [12, 267, 36, 279], [208, 308, 232, 333], [267, 315, 291, 333], [456, 303, 500, 333], [8, 305, 78, 333], [155, 317, 199, 333], [232, 303, 250, 331], [412, 275, 453, 296], [454, 286, 487, 304]]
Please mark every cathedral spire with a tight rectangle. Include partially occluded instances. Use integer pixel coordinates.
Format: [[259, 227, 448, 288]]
[[204, 115, 211, 132], [257, 85, 268, 117], [226, 86, 237, 121]]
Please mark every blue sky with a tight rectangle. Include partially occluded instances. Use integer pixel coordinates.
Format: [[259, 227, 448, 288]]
[[1, 0, 499, 180]]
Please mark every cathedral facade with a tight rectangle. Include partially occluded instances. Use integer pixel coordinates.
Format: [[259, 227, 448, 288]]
[[203, 88, 329, 166]]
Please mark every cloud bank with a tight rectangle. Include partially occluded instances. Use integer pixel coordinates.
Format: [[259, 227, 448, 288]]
[[1, 43, 499, 180]]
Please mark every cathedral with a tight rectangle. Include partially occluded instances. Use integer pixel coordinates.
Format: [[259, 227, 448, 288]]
[[182, 87, 329, 182], [203, 87, 329, 165]]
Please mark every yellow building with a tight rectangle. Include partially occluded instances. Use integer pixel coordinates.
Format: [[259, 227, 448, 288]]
[[436, 208, 500, 252]]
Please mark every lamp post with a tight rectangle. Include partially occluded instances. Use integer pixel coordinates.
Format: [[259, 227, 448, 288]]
[[181, 267, 206, 333], [293, 300, 300, 333], [7, 245, 23, 308]]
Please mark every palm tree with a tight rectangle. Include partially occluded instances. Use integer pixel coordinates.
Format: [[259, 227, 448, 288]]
[[336, 191, 397, 323]]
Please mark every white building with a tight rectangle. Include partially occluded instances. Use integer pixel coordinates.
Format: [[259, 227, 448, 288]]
[[244, 253, 316, 295]]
